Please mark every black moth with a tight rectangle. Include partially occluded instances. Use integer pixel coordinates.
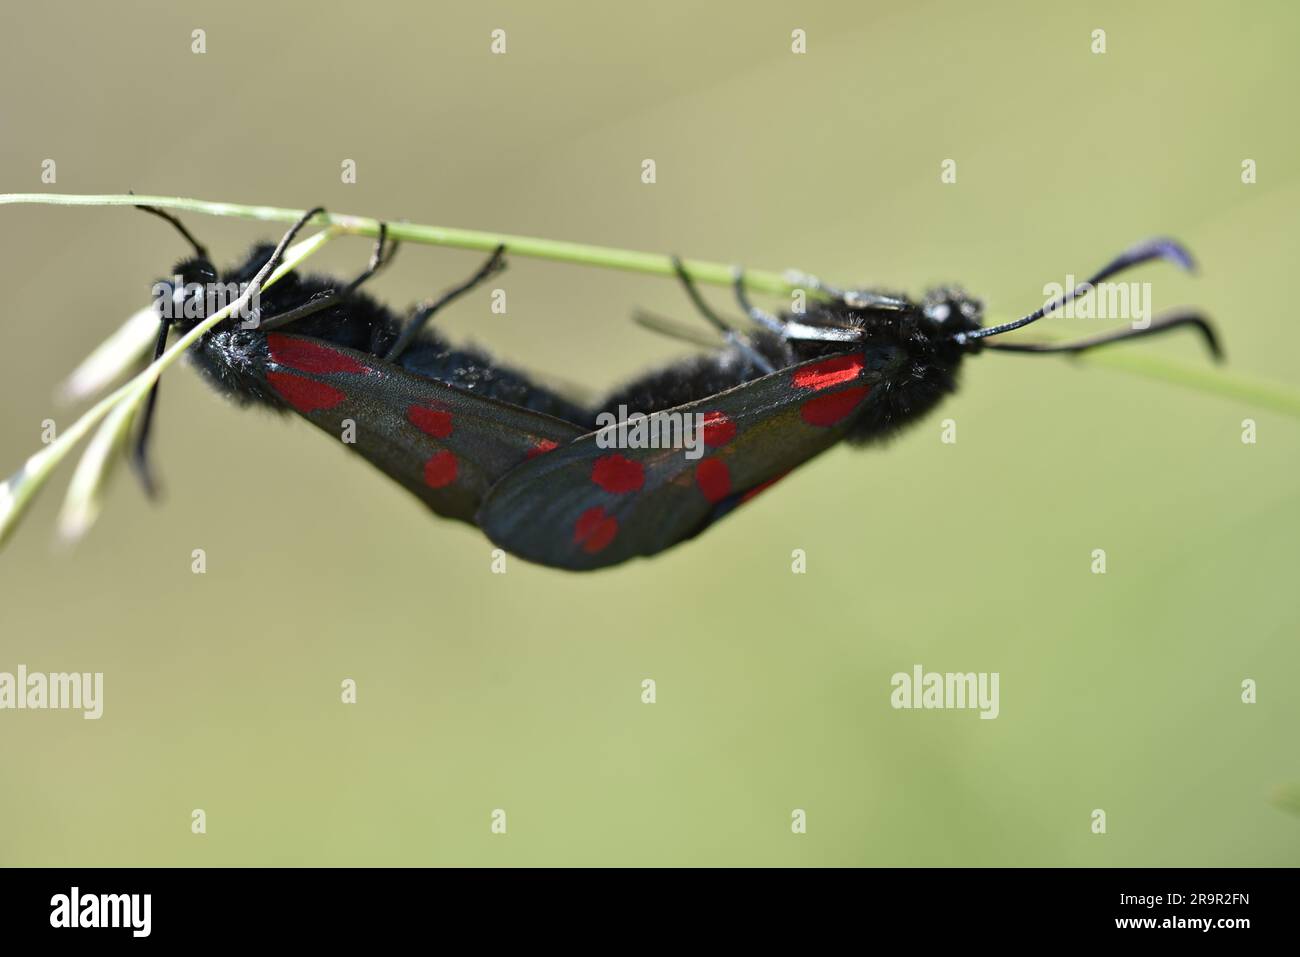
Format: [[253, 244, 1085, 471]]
[[134, 205, 1220, 571]]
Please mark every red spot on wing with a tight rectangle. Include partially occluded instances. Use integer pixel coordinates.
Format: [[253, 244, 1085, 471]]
[[267, 334, 368, 375], [267, 372, 347, 413], [527, 439, 559, 459], [573, 506, 618, 554], [695, 458, 732, 504], [408, 405, 453, 439], [741, 471, 789, 504], [591, 454, 645, 494], [422, 450, 458, 488], [701, 411, 737, 447], [800, 386, 870, 427], [792, 354, 864, 391]]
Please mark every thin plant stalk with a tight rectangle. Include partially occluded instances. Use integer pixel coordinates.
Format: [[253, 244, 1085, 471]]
[[5, 192, 1296, 420], [0, 192, 802, 298]]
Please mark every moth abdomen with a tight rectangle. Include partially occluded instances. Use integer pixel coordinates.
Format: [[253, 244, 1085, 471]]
[[166, 245, 590, 425], [595, 330, 793, 418]]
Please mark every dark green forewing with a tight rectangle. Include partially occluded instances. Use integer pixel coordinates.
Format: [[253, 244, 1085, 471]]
[[261, 333, 585, 524], [477, 350, 876, 570]]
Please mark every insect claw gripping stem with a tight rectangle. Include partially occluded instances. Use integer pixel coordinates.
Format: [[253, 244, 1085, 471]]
[[343, 221, 400, 293], [672, 257, 775, 375], [737, 265, 861, 346], [384, 244, 508, 362], [257, 222, 398, 332], [732, 266, 787, 338], [780, 268, 907, 312]]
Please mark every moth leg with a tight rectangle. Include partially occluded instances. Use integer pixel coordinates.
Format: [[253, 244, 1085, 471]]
[[735, 266, 895, 345], [631, 310, 724, 349], [731, 267, 787, 337], [256, 223, 399, 331], [343, 222, 400, 294], [982, 310, 1222, 361], [385, 245, 507, 361], [782, 268, 906, 312], [841, 289, 908, 310], [671, 257, 774, 374], [782, 269, 858, 307], [128, 318, 173, 500]]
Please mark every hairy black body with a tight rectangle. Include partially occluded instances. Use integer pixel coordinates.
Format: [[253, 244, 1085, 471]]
[[165, 245, 590, 424]]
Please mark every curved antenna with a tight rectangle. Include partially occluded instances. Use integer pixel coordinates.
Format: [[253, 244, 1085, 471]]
[[983, 311, 1222, 361], [958, 238, 1195, 344], [132, 198, 210, 260]]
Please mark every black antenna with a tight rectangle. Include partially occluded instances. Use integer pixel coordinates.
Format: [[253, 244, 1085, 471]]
[[132, 198, 210, 261], [984, 311, 1222, 361], [958, 238, 1195, 344]]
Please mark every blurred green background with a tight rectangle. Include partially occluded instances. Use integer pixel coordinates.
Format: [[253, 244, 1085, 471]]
[[1, 0, 1297, 866]]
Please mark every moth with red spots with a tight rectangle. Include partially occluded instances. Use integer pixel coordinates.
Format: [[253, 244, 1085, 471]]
[[135, 206, 1221, 571], [137, 209, 587, 527]]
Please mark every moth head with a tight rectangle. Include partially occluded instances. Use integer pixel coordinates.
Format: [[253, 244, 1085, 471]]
[[152, 256, 222, 335], [920, 286, 983, 338]]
